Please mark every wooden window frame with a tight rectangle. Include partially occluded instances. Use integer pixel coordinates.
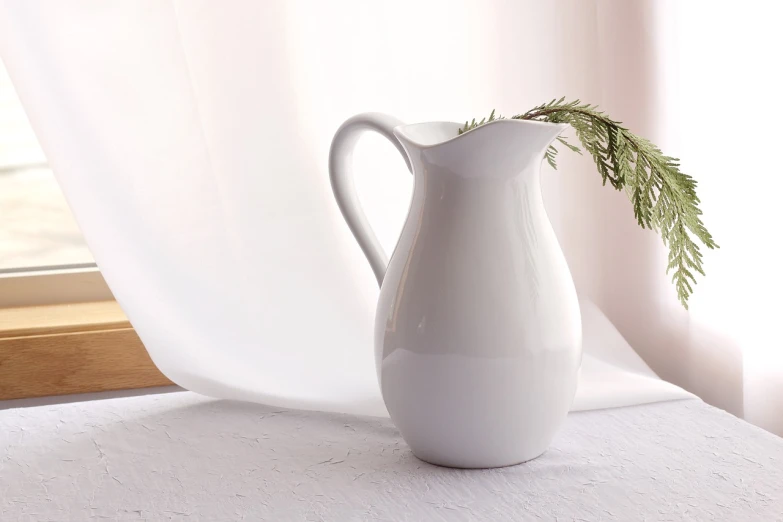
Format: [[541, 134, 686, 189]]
[[0, 265, 112, 307], [0, 269, 171, 401]]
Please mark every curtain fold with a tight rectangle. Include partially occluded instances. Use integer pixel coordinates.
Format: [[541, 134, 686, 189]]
[[1, 1, 777, 432]]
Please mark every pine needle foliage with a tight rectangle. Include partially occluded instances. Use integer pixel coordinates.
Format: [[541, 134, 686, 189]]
[[459, 98, 718, 308]]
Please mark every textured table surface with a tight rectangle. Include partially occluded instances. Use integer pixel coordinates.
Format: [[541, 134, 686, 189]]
[[1, 392, 782, 521]]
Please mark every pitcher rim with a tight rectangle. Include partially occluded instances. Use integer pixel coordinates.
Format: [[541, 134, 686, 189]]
[[394, 118, 570, 150]]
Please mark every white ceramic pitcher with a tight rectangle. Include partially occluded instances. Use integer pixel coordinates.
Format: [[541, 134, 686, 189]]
[[329, 113, 582, 468]]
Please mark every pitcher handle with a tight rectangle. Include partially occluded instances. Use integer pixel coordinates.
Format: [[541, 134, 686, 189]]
[[329, 113, 411, 286]]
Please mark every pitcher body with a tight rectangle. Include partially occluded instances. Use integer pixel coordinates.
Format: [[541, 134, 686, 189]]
[[330, 115, 581, 468]]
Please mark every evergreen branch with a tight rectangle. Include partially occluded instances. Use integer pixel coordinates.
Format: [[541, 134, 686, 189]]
[[459, 99, 718, 308]]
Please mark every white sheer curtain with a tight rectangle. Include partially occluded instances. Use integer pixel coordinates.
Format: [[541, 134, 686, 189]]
[[1, 1, 777, 431], [576, 1, 783, 435], [655, 1, 783, 434]]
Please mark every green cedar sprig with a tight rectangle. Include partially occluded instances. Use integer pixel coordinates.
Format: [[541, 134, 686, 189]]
[[459, 98, 718, 308]]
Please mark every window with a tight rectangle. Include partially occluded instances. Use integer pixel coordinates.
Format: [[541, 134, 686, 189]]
[[0, 57, 112, 307], [0, 58, 168, 400]]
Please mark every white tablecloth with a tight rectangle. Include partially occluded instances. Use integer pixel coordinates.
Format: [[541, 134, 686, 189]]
[[2, 392, 782, 521]]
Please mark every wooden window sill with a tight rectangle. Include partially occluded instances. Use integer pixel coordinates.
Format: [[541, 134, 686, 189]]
[[0, 301, 172, 400]]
